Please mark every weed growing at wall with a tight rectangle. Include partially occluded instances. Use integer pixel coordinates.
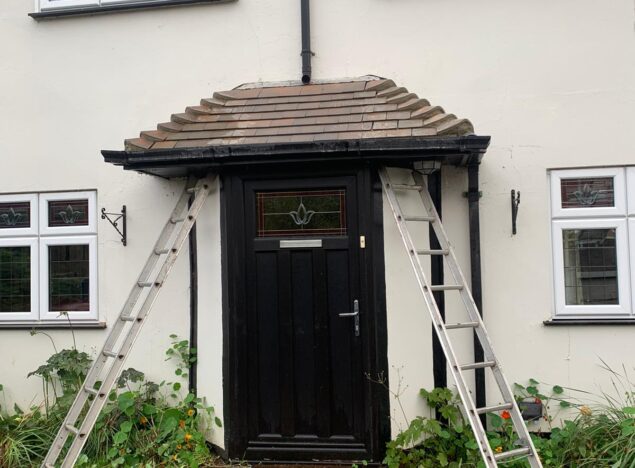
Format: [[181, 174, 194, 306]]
[[0, 334, 221, 467], [382, 367, 635, 468]]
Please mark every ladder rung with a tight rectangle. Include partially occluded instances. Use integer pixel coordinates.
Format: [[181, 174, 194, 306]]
[[65, 424, 80, 435], [170, 216, 186, 224], [403, 216, 435, 222], [417, 249, 449, 255], [460, 361, 496, 371], [84, 386, 99, 396], [445, 321, 479, 330], [476, 402, 513, 415], [137, 281, 153, 288], [494, 447, 531, 461], [391, 183, 423, 191], [429, 284, 463, 291], [120, 315, 135, 322], [154, 248, 170, 255], [102, 350, 118, 358]]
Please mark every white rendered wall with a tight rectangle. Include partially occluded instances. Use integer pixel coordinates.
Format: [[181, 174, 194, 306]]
[[1, 0, 634, 445]]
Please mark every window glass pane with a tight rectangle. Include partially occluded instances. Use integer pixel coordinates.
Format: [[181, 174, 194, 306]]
[[0, 202, 30, 229], [49, 245, 90, 311], [562, 228, 618, 305], [48, 199, 89, 227], [560, 177, 614, 209], [0, 247, 31, 313], [256, 189, 346, 237]]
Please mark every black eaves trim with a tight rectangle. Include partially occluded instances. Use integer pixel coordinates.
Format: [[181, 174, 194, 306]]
[[543, 319, 635, 326], [29, 0, 234, 20]]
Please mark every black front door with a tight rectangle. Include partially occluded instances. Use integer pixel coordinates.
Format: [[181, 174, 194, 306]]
[[224, 169, 388, 462]]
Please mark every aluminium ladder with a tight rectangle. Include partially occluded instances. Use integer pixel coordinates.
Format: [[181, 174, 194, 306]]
[[42, 176, 215, 468], [379, 167, 542, 468]]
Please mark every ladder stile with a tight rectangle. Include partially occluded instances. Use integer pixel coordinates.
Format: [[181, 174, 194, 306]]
[[379, 167, 542, 468], [41, 176, 216, 468]]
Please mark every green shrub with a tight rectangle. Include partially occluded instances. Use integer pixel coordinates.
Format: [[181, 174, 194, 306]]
[[0, 334, 221, 468]]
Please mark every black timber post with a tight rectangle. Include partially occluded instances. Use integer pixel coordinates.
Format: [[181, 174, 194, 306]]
[[188, 195, 198, 396], [467, 159, 486, 423], [428, 169, 447, 391]]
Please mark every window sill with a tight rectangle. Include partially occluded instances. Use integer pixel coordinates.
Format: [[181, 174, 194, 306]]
[[29, 0, 234, 20], [543, 318, 635, 326], [0, 321, 106, 329]]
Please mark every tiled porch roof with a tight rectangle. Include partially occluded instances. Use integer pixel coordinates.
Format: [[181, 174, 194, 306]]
[[125, 76, 475, 152]]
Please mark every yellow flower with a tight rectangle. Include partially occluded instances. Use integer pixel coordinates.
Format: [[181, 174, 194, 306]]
[[172, 454, 178, 461], [139, 416, 148, 425], [176, 444, 182, 450], [184, 433, 193, 442], [187, 409, 195, 417], [178, 419, 186, 429], [495, 446, 503, 453], [580, 405, 593, 416]]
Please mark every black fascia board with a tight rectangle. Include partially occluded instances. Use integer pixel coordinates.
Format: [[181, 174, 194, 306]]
[[102, 135, 491, 177], [30, 0, 235, 20]]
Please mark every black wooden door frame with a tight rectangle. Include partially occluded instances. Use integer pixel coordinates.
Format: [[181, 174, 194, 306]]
[[220, 163, 390, 463]]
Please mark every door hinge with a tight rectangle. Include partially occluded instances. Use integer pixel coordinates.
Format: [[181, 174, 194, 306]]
[[360, 235, 366, 249]]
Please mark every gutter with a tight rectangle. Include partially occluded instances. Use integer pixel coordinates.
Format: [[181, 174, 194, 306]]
[[102, 136, 491, 176]]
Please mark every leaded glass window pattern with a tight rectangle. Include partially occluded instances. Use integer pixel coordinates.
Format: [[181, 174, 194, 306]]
[[563, 228, 618, 305], [560, 177, 614, 209], [48, 245, 90, 311], [257, 189, 346, 237], [48, 199, 89, 227], [0, 247, 31, 312], [0, 202, 30, 229]]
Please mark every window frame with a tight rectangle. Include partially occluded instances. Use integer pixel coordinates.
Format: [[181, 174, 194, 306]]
[[40, 235, 98, 321], [39, 0, 99, 10], [0, 191, 98, 324], [0, 194, 38, 237], [0, 237, 39, 321], [39, 191, 97, 236], [551, 217, 631, 318], [550, 167, 626, 219]]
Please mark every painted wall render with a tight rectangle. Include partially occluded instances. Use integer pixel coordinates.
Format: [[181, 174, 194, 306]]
[[0, 0, 634, 448]]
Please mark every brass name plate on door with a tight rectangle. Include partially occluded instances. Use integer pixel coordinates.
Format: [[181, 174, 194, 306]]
[[279, 239, 322, 249]]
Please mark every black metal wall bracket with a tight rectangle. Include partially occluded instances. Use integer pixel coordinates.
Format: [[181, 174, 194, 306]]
[[101, 206, 127, 246], [511, 190, 520, 235]]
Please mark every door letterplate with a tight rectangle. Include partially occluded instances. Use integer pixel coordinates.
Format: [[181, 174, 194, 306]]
[[338, 299, 360, 337], [279, 239, 322, 248]]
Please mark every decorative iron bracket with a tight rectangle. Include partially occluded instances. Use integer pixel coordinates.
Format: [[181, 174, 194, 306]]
[[511, 190, 520, 235], [101, 206, 127, 246]]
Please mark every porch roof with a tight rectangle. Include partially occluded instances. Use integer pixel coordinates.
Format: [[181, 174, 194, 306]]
[[103, 76, 490, 177], [124, 76, 475, 152]]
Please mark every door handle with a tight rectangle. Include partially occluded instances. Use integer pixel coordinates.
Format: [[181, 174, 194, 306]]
[[339, 300, 360, 336]]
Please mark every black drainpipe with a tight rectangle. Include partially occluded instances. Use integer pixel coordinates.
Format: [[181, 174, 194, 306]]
[[467, 158, 486, 422], [300, 0, 312, 84], [188, 195, 198, 396]]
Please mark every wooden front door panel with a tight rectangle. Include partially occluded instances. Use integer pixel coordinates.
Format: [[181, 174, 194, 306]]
[[224, 169, 388, 463]]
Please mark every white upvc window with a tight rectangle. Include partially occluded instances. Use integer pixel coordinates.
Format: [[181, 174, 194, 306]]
[[38, 0, 168, 11], [0, 191, 98, 324], [550, 167, 634, 319]]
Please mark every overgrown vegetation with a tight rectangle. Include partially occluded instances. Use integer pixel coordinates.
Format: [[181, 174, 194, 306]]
[[382, 365, 635, 467], [0, 333, 221, 467]]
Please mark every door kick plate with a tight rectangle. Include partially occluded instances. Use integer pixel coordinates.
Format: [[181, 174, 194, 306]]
[[279, 239, 322, 249]]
